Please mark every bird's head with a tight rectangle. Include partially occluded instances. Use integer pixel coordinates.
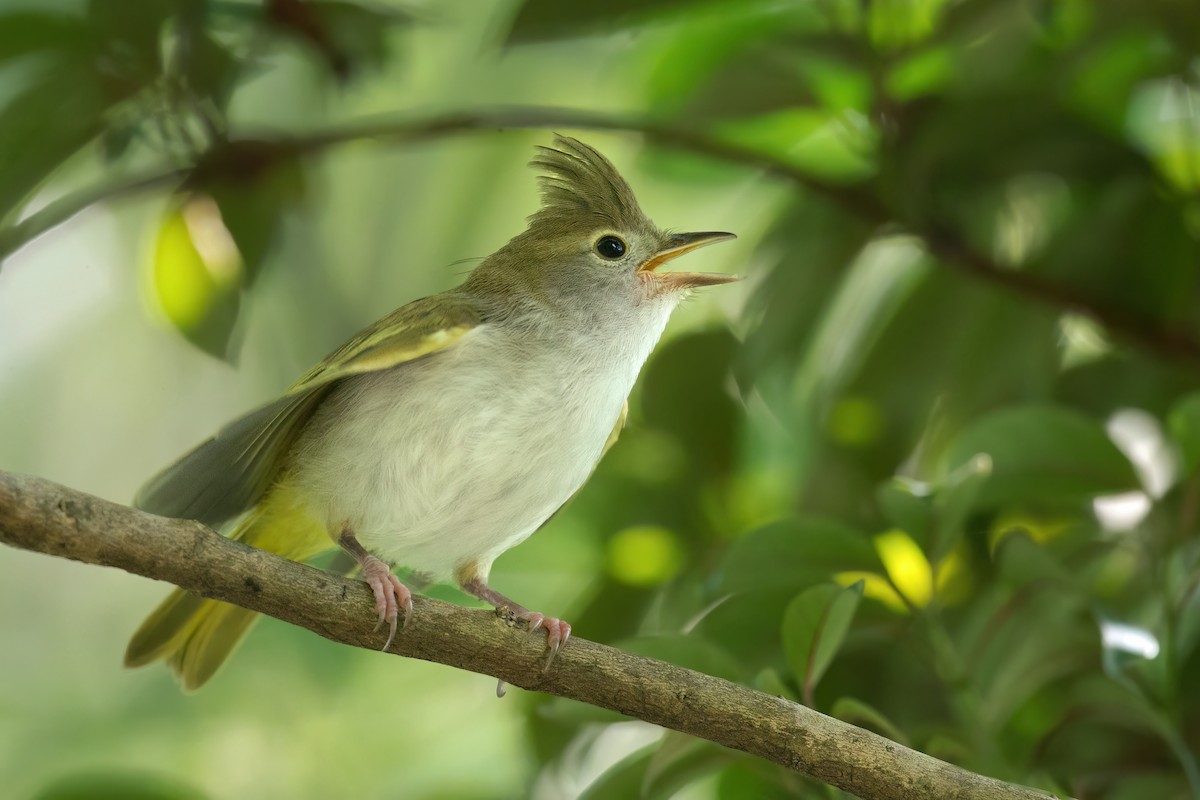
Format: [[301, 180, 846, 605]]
[[471, 135, 736, 309]]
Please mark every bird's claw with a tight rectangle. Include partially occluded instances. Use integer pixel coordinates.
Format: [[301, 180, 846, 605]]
[[516, 611, 572, 672], [362, 557, 411, 651]]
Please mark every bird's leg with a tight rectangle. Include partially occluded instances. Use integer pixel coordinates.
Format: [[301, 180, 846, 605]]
[[339, 528, 412, 651], [457, 566, 571, 670]]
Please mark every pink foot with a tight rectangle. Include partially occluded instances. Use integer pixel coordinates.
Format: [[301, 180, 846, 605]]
[[517, 611, 572, 670], [495, 611, 573, 697], [360, 555, 412, 651]]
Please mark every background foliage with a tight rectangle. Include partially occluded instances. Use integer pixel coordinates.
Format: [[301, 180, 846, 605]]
[[1, 0, 1199, 798]]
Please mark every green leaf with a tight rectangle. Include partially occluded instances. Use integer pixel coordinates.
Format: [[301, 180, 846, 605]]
[[307, 1, 410, 75], [641, 329, 739, 477], [506, 0, 698, 44], [34, 770, 207, 800], [151, 197, 243, 359], [264, 0, 412, 79], [579, 749, 654, 800], [0, 3, 165, 223], [100, 121, 140, 164], [0, 11, 88, 62], [829, 696, 909, 745], [616, 634, 742, 682], [782, 580, 864, 704], [929, 452, 991, 561], [1169, 392, 1200, 478], [716, 764, 797, 800], [538, 697, 630, 725], [179, 28, 245, 113], [942, 404, 1139, 508], [720, 517, 882, 595], [0, 67, 110, 224], [642, 733, 728, 799], [992, 530, 1071, 587], [752, 667, 797, 702], [85, 0, 170, 93], [875, 478, 933, 543]]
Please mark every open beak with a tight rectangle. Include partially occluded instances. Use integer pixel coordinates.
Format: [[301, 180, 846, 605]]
[[637, 231, 738, 290]]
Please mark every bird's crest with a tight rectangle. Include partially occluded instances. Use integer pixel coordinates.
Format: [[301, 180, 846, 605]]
[[529, 135, 646, 231]]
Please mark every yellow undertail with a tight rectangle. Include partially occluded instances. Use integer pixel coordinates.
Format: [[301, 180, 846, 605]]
[[124, 485, 330, 690]]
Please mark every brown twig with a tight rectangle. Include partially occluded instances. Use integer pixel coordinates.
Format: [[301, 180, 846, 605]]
[[0, 469, 1061, 800]]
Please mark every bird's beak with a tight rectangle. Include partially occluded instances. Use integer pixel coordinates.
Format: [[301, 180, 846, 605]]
[[637, 231, 738, 290]]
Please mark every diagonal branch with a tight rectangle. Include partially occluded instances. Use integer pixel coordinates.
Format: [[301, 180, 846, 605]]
[[0, 469, 1059, 800], [0, 166, 191, 262], [2, 104, 1196, 362]]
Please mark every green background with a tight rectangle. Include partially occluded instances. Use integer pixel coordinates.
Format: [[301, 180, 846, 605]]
[[1, 0, 1198, 798]]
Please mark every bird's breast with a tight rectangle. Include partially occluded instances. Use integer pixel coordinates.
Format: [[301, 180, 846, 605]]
[[289, 305, 674, 576]]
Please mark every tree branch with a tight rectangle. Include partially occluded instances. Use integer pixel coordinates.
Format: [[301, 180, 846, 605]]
[[0, 470, 1060, 800], [0, 166, 190, 262], [3, 104, 1196, 363]]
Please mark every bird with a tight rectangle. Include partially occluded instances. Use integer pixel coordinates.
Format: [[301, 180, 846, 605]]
[[125, 134, 737, 689]]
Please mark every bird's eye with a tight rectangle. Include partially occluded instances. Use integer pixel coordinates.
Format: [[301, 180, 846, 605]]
[[594, 235, 627, 260]]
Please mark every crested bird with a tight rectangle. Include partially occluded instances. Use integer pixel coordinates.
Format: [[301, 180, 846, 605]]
[[126, 135, 737, 689]]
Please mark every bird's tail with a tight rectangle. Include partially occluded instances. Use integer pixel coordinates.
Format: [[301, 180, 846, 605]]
[[124, 485, 329, 690]]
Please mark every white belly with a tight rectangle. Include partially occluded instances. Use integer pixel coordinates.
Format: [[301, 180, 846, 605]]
[[286, 314, 668, 579]]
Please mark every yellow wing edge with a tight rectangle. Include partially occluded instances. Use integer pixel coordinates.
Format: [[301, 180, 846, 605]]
[[288, 323, 478, 395]]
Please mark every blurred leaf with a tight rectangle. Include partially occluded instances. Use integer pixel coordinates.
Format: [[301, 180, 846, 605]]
[[924, 733, 973, 765], [607, 524, 685, 586], [86, 0, 170, 82], [617, 634, 742, 682], [266, 0, 411, 79], [739, 197, 874, 385], [886, 45, 952, 101], [873, 530, 932, 608], [0, 2, 167, 222], [942, 405, 1139, 509], [992, 530, 1073, 588], [579, 749, 655, 800], [179, 28, 245, 113], [507, 0, 697, 44], [682, 45, 812, 121], [100, 120, 140, 164], [694, 589, 798, 665], [0, 69, 111, 223], [1067, 29, 1179, 133], [1168, 393, 1200, 477], [752, 667, 797, 702], [782, 580, 863, 704], [720, 517, 883, 595], [929, 452, 991, 561], [151, 196, 243, 359], [1099, 615, 1162, 698], [643, 733, 729, 799], [716, 764, 797, 800], [716, 108, 877, 182], [876, 478, 933, 545], [1058, 353, 1200, 422], [641, 328, 739, 477], [34, 770, 207, 800], [1177, 578, 1200, 667], [0, 11, 88, 62], [830, 696, 909, 745], [538, 697, 630, 725]]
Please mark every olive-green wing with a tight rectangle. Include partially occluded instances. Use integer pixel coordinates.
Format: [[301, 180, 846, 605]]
[[135, 293, 483, 527]]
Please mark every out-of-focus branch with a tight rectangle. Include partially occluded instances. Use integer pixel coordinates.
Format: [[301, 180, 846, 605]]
[[0, 470, 1060, 800], [2, 105, 1197, 362], [0, 167, 190, 261]]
